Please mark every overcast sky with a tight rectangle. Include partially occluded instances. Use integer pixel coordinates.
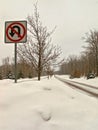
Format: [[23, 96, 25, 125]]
[[0, 0, 98, 64]]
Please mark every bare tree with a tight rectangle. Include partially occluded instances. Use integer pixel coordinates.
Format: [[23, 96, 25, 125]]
[[59, 29, 98, 78], [1, 57, 11, 78], [18, 3, 62, 80], [83, 30, 98, 76]]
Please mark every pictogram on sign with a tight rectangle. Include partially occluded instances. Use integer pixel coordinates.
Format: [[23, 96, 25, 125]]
[[5, 21, 27, 43]]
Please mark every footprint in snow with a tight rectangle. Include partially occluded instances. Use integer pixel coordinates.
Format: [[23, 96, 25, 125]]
[[34, 106, 52, 121]]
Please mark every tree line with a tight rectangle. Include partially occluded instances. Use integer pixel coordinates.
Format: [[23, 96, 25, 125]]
[[59, 30, 98, 78]]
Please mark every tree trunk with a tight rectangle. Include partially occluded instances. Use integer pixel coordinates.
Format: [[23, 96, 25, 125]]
[[96, 54, 98, 76], [95, 46, 98, 76], [38, 50, 41, 81], [38, 70, 41, 80]]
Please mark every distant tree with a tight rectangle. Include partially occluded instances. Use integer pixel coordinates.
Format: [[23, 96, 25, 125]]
[[83, 30, 98, 76], [0, 73, 2, 80], [17, 71, 24, 79], [1, 57, 11, 78], [18, 3, 62, 80], [17, 59, 35, 78], [59, 55, 84, 78]]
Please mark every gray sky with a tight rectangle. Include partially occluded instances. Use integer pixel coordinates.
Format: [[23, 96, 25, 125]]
[[0, 0, 98, 64]]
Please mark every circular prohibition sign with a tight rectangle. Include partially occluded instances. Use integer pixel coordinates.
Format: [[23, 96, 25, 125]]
[[6, 22, 26, 43]]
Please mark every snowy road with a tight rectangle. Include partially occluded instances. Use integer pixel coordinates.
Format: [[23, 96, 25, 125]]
[[55, 75, 98, 98]]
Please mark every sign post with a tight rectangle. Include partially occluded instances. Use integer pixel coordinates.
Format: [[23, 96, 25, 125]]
[[14, 43, 17, 83], [5, 21, 27, 83]]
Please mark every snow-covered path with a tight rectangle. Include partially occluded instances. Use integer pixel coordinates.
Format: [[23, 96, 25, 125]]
[[0, 77, 98, 130]]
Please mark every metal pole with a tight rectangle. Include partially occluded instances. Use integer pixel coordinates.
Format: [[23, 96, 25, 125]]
[[14, 43, 17, 83]]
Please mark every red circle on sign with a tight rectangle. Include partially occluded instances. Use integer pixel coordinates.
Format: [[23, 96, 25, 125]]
[[6, 22, 26, 42]]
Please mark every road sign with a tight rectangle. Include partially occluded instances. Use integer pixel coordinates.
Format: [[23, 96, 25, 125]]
[[5, 21, 27, 43]]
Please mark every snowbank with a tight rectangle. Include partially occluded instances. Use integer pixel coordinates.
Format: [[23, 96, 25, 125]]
[[0, 77, 98, 130]]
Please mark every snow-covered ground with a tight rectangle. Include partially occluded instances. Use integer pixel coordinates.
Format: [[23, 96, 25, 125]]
[[0, 76, 98, 130]]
